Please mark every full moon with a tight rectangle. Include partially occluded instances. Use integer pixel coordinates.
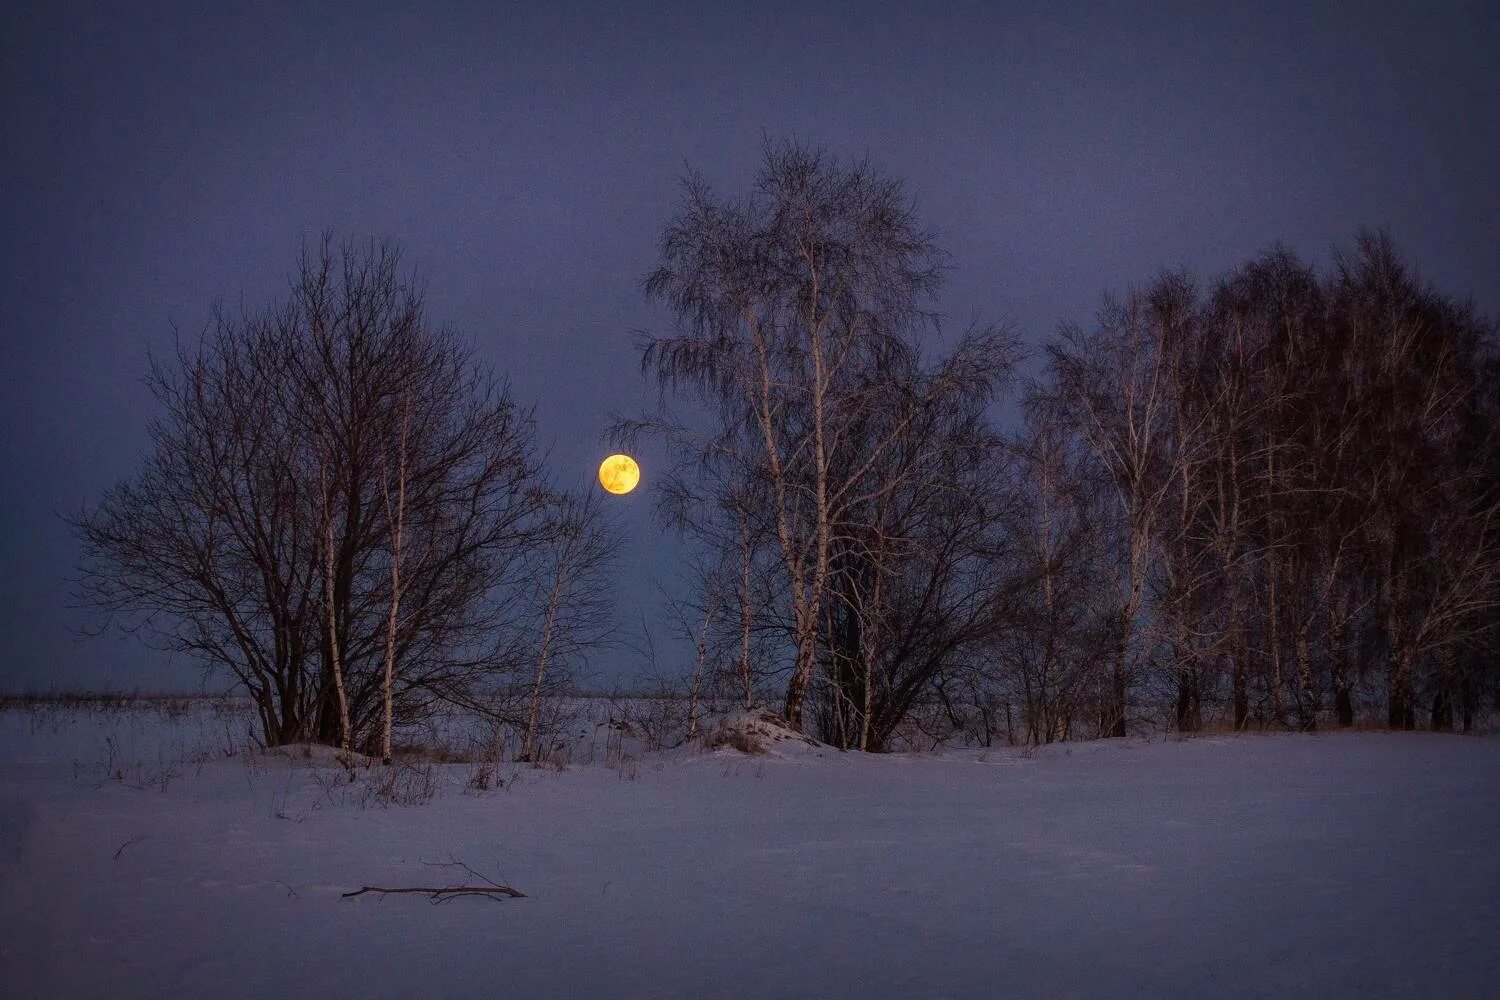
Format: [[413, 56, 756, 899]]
[[598, 453, 641, 495]]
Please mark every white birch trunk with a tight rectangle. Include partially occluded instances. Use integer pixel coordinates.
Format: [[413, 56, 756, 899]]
[[380, 398, 410, 765], [319, 459, 351, 754]]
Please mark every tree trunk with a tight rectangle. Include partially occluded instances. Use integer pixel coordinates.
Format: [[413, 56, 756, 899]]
[[1430, 650, 1456, 732], [1330, 613, 1354, 727], [1386, 647, 1416, 731], [858, 566, 883, 752], [1174, 668, 1200, 733], [1232, 654, 1248, 731], [320, 462, 351, 754], [380, 399, 409, 766], [783, 626, 819, 731], [1267, 567, 1287, 728], [1333, 674, 1354, 728], [1108, 634, 1128, 738], [686, 597, 716, 740], [1430, 685, 1453, 732], [1294, 625, 1317, 732], [785, 298, 834, 735], [522, 574, 564, 763], [1227, 596, 1248, 731], [738, 523, 755, 710]]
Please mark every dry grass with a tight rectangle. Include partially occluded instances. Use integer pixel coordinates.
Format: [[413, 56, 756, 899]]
[[702, 708, 817, 755]]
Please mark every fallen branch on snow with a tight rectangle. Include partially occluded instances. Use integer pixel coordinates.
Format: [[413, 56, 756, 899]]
[[343, 856, 525, 902], [342, 884, 525, 902]]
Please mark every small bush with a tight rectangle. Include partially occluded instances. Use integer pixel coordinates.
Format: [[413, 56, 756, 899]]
[[370, 761, 440, 807], [465, 761, 501, 794]]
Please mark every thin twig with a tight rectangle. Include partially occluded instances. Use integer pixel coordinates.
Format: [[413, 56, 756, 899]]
[[113, 835, 148, 861]]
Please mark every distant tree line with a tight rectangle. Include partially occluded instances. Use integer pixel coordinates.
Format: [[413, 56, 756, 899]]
[[74, 143, 1499, 753], [627, 141, 1500, 748]]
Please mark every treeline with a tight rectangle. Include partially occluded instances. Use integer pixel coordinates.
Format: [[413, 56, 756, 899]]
[[75, 142, 1499, 752], [630, 142, 1500, 748]]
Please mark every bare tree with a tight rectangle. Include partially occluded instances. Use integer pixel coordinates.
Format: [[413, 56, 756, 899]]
[[627, 140, 1014, 735], [993, 397, 1114, 744], [813, 356, 1022, 751], [73, 237, 554, 748], [520, 489, 617, 763], [1046, 276, 1204, 737]]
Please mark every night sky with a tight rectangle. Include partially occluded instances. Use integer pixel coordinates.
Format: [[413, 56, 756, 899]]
[[2, 0, 1496, 691]]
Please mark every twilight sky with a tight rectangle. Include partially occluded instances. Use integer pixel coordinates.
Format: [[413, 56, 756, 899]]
[[2, 0, 1496, 691]]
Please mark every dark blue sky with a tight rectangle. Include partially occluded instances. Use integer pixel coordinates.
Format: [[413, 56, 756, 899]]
[[3, 0, 1496, 691]]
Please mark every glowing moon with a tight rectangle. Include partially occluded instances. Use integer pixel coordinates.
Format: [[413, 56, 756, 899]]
[[598, 453, 641, 495]]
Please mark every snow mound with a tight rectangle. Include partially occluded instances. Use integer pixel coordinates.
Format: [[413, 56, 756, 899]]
[[702, 708, 824, 757], [257, 743, 379, 768]]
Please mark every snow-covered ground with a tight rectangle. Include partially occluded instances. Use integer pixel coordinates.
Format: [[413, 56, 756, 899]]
[[1, 702, 1497, 999]]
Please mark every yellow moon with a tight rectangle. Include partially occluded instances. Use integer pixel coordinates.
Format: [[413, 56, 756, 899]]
[[598, 453, 641, 495]]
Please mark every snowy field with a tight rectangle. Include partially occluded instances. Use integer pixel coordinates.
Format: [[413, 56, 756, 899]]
[[1, 701, 1497, 999]]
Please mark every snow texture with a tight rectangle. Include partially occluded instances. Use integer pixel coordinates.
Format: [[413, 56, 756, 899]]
[[1, 703, 1496, 999]]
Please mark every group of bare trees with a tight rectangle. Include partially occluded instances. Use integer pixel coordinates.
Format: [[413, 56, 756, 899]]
[[632, 142, 1500, 746], [1030, 238, 1500, 736], [74, 238, 612, 752], [75, 144, 1498, 753]]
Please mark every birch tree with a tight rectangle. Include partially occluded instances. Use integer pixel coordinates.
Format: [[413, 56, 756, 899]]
[[520, 490, 616, 763], [629, 141, 1013, 732], [1046, 276, 1203, 737]]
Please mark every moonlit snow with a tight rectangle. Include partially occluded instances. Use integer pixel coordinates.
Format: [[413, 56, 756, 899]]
[[1, 703, 1496, 999]]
